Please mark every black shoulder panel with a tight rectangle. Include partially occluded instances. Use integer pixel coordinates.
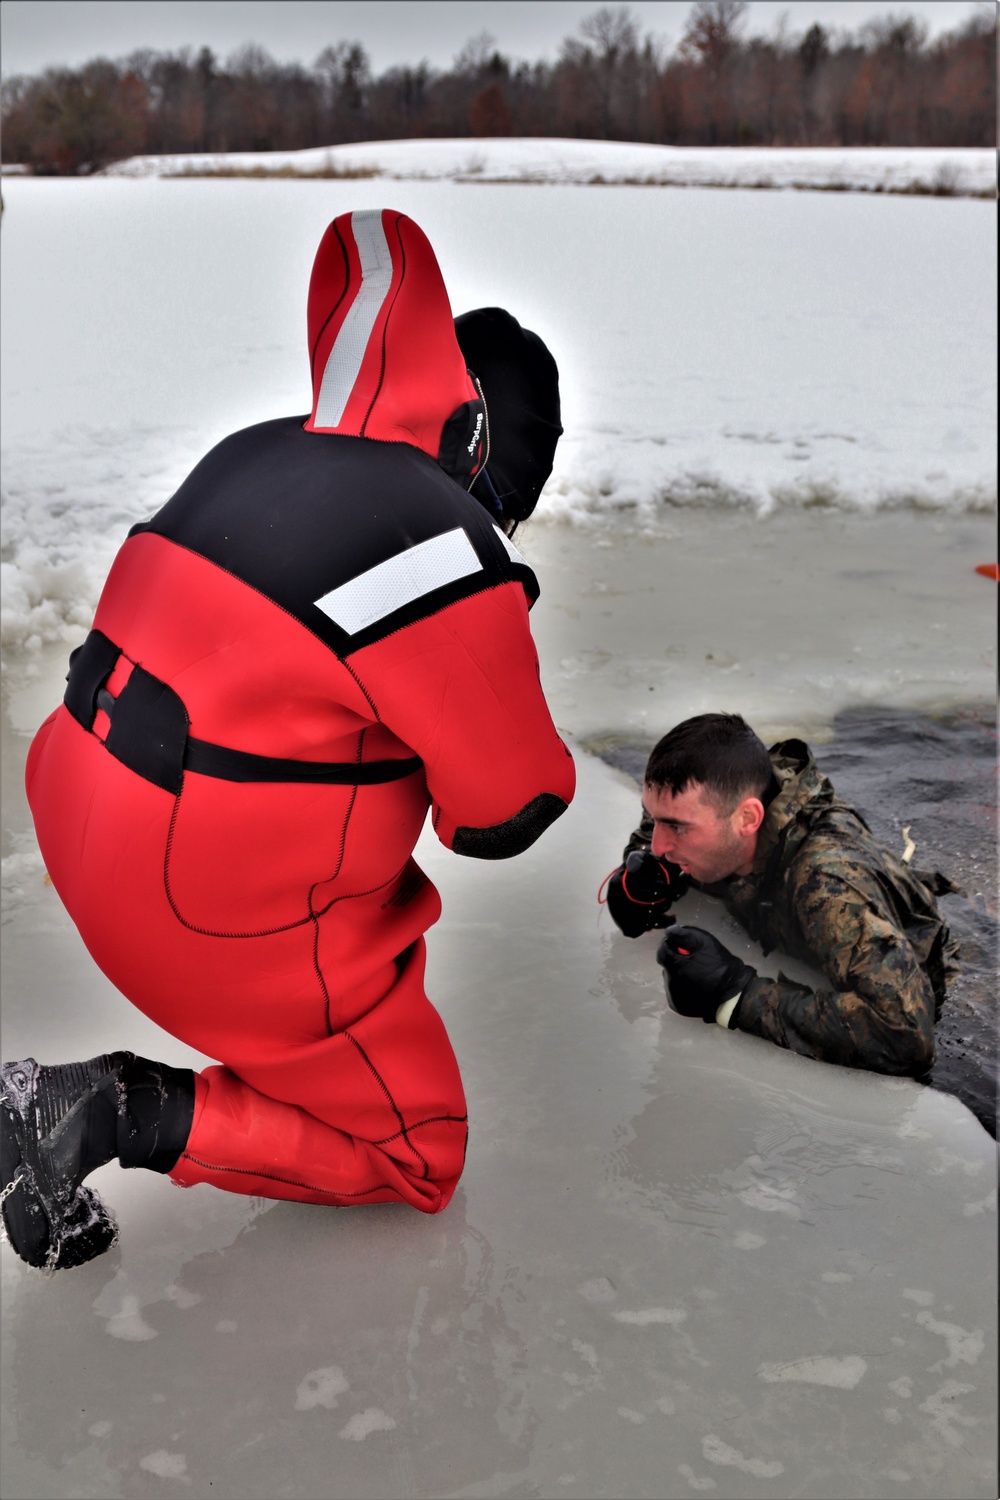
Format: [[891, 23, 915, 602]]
[[451, 792, 568, 860], [130, 418, 538, 657]]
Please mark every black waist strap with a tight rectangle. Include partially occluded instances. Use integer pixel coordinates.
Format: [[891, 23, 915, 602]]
[[182, 737, 420, 785], [65, 629, 421, 795]]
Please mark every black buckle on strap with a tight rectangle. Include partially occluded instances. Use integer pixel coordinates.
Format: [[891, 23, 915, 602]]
[[65, 629, 188, 794], [65, 630, 120, 728], [65, 630, 421, 794]]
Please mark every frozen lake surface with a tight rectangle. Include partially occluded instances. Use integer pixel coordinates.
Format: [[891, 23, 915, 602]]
[[1, 174, 995, 655], [1, 166, 996, 1497]]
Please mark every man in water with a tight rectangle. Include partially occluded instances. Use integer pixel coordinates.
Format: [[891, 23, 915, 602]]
[[606, 713, 957, 1073]]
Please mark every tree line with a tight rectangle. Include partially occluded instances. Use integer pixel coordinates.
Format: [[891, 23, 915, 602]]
[[1, 1, 995, 176]]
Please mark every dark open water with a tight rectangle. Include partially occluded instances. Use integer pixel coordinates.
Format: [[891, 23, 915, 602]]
[[592, 704, 998, 1138]]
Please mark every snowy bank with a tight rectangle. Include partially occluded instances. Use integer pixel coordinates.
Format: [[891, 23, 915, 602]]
[[1, 176, 995, 688], [97, 137, 997, 198]]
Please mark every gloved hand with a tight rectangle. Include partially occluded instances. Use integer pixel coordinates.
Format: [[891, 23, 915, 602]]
[[606, 850, 690, 938], [656, 926, 756, 1024]]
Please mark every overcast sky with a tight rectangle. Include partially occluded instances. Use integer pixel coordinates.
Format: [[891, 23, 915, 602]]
[[0, 1, 988, 77]]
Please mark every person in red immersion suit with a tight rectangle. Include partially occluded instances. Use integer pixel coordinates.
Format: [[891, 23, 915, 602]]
[[1, 208, 575, 1272]]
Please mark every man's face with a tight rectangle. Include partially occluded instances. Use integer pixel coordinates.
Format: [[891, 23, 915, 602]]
[[642, 781, 758, 884]]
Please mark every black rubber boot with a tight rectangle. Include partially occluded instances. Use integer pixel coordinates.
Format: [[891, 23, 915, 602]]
[[0, 1053, 194, 1273]]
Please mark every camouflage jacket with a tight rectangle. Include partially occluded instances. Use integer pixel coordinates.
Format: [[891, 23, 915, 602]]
[[628, 740, 959, 1077]]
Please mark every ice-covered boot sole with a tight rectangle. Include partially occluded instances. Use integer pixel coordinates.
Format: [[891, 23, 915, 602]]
[[1, 1059, 118, 1272]]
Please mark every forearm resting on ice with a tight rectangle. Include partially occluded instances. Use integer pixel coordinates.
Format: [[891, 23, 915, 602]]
[[736, 968, 936, 1076]]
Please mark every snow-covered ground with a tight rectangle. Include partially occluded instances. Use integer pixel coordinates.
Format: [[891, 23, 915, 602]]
[[98, 136, 997, 199], [1, 171, 995, 661]]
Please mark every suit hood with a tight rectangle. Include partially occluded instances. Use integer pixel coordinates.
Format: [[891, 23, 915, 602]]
[[305, 208, 487, 484]]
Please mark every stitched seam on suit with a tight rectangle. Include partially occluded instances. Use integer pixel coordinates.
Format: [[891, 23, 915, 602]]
[[312, 913, 334, 1036], [310, 220, 352, 374], [340, 654, 382, 721], [180, 1153, 394, 1197], [360, 211, 404, 438], [371, 1112, 468, 1146], [149, 534, 341, 655], [344, 1031, 430, 1178], [311, 858, 406, 923], [162, 733, 378, 943], [141, 537, 524, 668], [312, 736, 362, 1032], [163, 793, 317, 939]]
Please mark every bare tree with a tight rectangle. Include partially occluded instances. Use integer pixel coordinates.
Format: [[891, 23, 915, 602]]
[[470, 82, 512, 136], [315, 41, 370, 141], [679, 0, 749, 74], [453, 32, 499, 76], [1, 6, 994, 171], [557, 6, 642, 138]]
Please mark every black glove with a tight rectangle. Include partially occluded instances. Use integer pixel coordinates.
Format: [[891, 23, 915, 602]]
[[606, 850, 690, 939], [656, 925, 756, 1024]]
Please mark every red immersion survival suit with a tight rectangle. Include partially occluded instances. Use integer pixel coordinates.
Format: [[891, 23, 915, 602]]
[[26, 209, 575, 1215]]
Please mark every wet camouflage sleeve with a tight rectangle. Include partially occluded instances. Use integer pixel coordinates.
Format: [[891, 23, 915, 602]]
[[736, 856, 937, 1076]]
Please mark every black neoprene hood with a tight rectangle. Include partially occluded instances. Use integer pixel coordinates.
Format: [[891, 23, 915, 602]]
[[454, 308, 563, 523]]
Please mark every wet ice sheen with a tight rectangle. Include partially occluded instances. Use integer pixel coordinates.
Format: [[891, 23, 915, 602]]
[[757, 1354, 868, 1389], [614, 1307, 687, 1326], [1, 745, 995, 1499]]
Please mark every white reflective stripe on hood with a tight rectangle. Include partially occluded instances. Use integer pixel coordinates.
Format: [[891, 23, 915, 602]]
[[314, 210, 394, 429], [314, 528, 482, 635]]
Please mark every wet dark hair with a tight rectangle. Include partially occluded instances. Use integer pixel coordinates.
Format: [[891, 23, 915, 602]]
[[644, 713, 772, 812]]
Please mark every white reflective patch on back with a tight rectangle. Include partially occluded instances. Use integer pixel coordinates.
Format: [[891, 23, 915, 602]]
[[493, 523, 527, 568], [315, 528, 482, 635], [314, 210, 394, 429]]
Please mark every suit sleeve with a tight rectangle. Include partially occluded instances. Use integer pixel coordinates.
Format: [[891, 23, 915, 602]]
[[348, 580, 575, 857], [735, 861, 937, 1075]]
